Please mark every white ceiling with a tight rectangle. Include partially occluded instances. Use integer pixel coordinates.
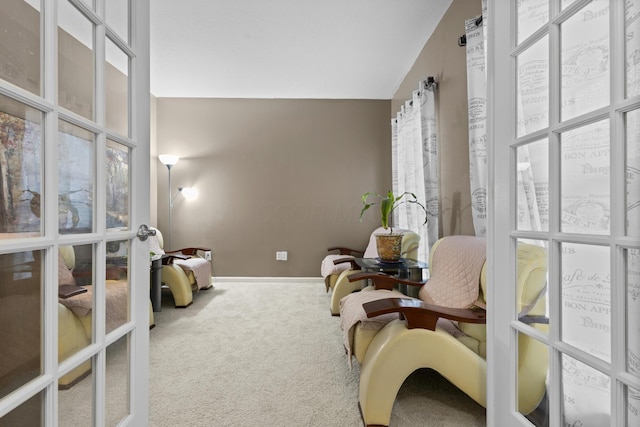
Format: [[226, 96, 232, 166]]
[[150, 0, 452, 99]]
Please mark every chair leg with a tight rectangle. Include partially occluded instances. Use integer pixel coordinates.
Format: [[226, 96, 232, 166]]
[[358, 320, 415, 427], [167, 283, 193, 308], [358, 320, 487, 426]]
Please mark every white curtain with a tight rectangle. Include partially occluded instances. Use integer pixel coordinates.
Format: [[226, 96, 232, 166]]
[[465, 3, 488, 237], [392, 80, 439, 262]]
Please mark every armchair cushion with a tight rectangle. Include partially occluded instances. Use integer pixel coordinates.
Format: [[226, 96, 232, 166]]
[[59, 287, 92, 317], [339, 288, 405, 360], [417, 235, 485, 309], [321, 254, 356, 278], [58, 254, 76, 286]]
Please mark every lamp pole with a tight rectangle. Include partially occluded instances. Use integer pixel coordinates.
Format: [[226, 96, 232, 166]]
[[159, 154, 180, 249], [167, 163, 173, 249]]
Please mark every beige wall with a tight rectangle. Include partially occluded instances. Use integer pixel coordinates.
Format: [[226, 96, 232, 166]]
[[155, 98, 390, 277], [153, 0, 481, 277], [392, 0, 480, 237]]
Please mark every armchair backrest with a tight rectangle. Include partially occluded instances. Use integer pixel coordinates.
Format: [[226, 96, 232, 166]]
[[363, 227, 421, 259], [427, 237, 548, 414], [425, 237, 548, 359], [59, 245, 76, 271], [149, 227, 165, 256], [151, 227, 164, 249]]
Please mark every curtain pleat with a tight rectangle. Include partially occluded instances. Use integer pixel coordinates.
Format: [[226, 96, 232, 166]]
[[392, 81, 439, 261], [465, 4, 488, 237]]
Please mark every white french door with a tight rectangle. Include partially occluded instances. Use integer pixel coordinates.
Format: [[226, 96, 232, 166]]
[[489, 0, 640, 426], [0, 0, 150, 425]]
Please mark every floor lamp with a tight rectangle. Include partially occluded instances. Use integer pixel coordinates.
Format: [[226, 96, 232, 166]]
[[159, 154, 179, 249]]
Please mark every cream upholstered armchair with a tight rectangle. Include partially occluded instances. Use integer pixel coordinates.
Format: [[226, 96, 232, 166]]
[[339, 236, 548, 427], [57, 246, 155, 388], [320, 227, 420, 315], [149, 228, 212, 308]]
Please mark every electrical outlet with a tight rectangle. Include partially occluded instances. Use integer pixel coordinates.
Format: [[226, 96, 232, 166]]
[[276, 251, 288, 261]]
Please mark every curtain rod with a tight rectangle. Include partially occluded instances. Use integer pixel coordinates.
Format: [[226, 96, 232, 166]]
[[395, 77, 437, 111], [458, 15, 483, 47]]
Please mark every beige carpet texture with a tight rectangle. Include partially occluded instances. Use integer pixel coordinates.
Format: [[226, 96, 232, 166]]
[[148, 280, 485, 426], [59, 279, 486, 426]]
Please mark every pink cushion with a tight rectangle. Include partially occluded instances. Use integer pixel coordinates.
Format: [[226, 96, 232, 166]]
[[58, 255, 76, 286], [321, 254, 354, 278], [59, 286, 92, 317], [419, 236, 486, 308]]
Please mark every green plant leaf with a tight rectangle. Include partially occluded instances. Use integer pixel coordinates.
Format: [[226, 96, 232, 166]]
[[359, 190, 429, 229]]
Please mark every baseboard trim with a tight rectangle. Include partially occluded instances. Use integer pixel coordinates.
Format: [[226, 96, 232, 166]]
[[213, 276, 322, 284]]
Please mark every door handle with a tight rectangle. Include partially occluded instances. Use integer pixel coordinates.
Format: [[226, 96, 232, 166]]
[[136, 224, 156, 241]]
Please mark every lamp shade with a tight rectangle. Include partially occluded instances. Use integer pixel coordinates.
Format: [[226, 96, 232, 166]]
[[181, 187, 198, 200], [159, 154, 179, 166]]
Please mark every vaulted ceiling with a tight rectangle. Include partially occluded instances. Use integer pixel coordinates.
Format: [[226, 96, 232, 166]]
[[150, 0, 452, 99]]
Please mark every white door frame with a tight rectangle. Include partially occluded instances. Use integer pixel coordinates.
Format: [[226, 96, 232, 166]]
[[487, 1, 640, 426], [0, 0, 150, 425]]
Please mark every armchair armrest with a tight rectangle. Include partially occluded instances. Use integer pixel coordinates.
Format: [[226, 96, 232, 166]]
[[332, 257, 360, 269], [347, 271, 426, 291], [161, 253, 190, 265], [362, 298, 486, 331], [327, 246, 364, 256], [519, 315, 549, 325], [165, 247, 211, 256]]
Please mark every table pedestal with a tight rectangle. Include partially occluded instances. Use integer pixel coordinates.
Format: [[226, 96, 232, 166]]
[[150, 258, 163, 312]]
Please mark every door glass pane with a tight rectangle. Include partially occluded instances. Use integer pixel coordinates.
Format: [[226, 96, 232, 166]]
[[562, 354, 610, 426], [517, 332, 549, 426], [58, 0, 94, 120], [561, 0, 610, 121], [561, 120, 610, 235], [628, 384, 640, 426], [517, 0, 548, 44], [106, 140, 129, 230], [58, 360, 94, 425], [106, 39, 129, 137], [0, 390, 44, 426], [105, 334, 130, 425], [628, 248, 640, 379], [516, 239, 549, 328], [106, 0, 129, 43], [561, 243, 610, 363], [517, 35, 549, 136], [58, 244, 94, 365], [517, 139, 549, 231], [0, 95, 43, 237], [627, 109, 640, 237], [58, 120, 94, 234], [0, 250, 42, 400], [0, 0, 41, 95], [627, 0, 640, 98], [105, 240, 130, 332]]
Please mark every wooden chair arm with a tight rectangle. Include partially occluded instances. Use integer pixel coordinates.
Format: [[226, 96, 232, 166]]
[[362, 298, 487, 330], [165, 247, 211, 256], [327, 246, 364, 256], [332, 257, 360, 269], [161, 253, 190, 265], [347, 271, 426, 291]]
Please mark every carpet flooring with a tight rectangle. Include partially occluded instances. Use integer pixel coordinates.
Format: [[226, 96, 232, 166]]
[[148, 279, 486, 426]]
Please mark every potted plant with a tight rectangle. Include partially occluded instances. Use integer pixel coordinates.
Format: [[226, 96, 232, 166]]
[[359, 191, 428, 261]]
